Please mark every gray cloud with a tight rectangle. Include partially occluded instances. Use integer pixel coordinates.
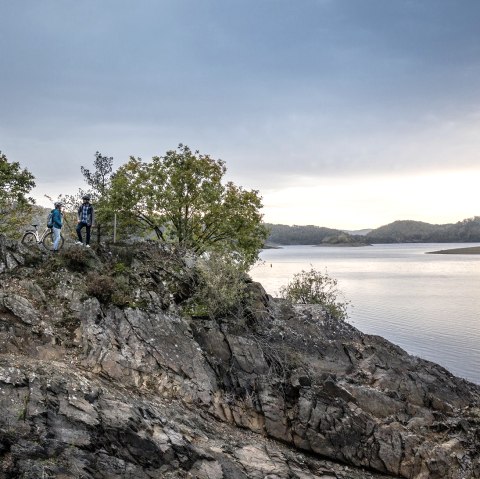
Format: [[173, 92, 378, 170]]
[[2, 0, 480, 197]]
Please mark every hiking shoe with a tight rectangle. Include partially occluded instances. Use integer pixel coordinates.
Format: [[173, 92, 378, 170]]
[[86, 244, 91, 248], [75, 241, 83, 245]]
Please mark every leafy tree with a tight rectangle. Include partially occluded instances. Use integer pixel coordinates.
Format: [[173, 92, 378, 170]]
[[0, 151, 36, 237], [81, 151, 115, 243], [81, 151, 114, 198], [108, 144, 267, 265], [279, 267, 349, 321]]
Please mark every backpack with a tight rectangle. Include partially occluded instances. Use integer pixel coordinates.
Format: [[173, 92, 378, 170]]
[[47, 210, 54, 228]]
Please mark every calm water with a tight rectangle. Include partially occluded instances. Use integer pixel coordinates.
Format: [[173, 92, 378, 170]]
[[250, 244, 480, 385]]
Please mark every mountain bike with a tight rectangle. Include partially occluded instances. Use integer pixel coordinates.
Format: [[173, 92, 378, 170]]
[[21, 224, 65, 250]]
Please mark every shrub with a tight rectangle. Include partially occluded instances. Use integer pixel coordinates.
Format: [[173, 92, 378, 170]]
[[184, 251, 248, 319], [85, 272, 115, 303], [60, 247, 93, 272], [279, 267, 349, 321]]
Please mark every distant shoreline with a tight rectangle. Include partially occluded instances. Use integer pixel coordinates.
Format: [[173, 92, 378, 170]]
[[427, 246, 480, 255]]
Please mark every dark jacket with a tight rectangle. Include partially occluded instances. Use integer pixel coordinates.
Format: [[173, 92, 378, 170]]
[[77, 203, 95, 226]]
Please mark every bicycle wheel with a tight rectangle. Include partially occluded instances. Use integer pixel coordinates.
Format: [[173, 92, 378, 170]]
[[43, 231, 64, 250], [21, 232, 37, 246]]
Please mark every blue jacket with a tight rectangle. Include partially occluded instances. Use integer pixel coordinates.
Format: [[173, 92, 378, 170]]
[[52, 209, 62, 229]]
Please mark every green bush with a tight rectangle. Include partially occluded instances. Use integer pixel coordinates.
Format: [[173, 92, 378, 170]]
[[184, 251, 248, 319], [279, 267, 349, 321]]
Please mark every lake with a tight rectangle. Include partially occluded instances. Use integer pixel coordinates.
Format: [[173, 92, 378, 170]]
[[250, 243, 480, 385]]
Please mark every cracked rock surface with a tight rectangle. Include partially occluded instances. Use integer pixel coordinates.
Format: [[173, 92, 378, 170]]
[[1, 235, 479, 478]]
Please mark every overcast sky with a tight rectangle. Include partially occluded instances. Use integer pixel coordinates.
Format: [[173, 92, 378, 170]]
[[2, 0, 480, 229]]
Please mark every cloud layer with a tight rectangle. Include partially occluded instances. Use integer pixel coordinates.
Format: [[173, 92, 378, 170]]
[[2, 0, 480, 225]]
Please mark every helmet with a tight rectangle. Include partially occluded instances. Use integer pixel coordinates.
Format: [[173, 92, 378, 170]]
[[54, 201, 62, 207], [82, 195, 91, 201]]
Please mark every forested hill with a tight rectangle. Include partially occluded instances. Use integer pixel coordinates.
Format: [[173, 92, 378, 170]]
[[265, 223, 367, 245], [265, 216, 480, 245], [365, 216, 480, 243]]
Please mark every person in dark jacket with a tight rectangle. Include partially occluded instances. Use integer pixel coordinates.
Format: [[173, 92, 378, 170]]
[[76, 195, 95, 247], [52, 201, 63, 252]]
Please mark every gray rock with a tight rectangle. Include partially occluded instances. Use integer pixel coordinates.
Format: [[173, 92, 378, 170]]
[[1, 240, 479, 478]]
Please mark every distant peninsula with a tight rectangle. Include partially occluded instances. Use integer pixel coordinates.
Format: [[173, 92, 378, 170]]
[[265, 223, 370, 246], [427, 245, 480, 254]]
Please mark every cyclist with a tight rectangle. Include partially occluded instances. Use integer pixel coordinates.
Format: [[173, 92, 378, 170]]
[[76, 194, 95, 247], [52, 202, 63, 252]]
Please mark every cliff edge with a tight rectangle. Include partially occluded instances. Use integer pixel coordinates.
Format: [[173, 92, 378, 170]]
[[1, 235, 479, 479]]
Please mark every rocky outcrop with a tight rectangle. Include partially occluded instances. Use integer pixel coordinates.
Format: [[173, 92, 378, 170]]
[[1, 236, 479, 478]]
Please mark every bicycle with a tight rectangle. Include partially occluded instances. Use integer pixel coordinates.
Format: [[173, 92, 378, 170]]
[[21, 224, 65, 250]]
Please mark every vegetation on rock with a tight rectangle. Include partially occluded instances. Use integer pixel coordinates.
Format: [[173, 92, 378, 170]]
[[0, 152, 36, 238], [279, 267, 349, 321], [105, 144, 267, 266]]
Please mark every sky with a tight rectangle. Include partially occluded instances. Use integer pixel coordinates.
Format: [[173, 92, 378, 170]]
[[2, 0, 480, 229]]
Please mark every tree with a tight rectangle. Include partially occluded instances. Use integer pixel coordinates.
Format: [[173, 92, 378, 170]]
[[81, 151, 114, 243], [81, 151, 114, 200], [108, 144, 267, 266], [0, 151, 36, 236]]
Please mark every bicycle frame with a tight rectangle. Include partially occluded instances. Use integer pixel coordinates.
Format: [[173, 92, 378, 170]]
[[22, 224, 64, 250]]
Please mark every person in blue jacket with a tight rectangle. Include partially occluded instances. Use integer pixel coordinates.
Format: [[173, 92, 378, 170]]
[[51, 201, 63, 252]]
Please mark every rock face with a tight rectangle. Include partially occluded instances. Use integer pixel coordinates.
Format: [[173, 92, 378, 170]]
[[1, 235, 479, 478]]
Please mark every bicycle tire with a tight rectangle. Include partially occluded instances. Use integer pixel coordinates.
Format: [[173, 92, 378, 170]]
[[21, 232, 37, 246], [43, 231, 64, 250]]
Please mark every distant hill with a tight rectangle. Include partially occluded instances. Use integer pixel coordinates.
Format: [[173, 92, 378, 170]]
[[265, 223, 368, 246], [366, 216, 480, 243], [263, 217, 480, 246]]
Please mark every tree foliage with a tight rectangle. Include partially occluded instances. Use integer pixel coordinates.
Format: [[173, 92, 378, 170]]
[[279, 267, 349, 321], [81, 151, 115, 242], [108, 144, 267, 265], [0, 151, 36, 236], [81, 151, 114, 199]]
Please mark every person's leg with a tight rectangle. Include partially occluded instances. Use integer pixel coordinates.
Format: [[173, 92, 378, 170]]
[[53, 227, 61, 251], [85, 224, 91, 245], [76, 222, 84, 243]]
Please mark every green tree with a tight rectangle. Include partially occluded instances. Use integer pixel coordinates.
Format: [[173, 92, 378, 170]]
[[0, 151, 36, 236], [108, 144, 267, 265], [81, 151, 115, 243], [81, 151, 114, 198]]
